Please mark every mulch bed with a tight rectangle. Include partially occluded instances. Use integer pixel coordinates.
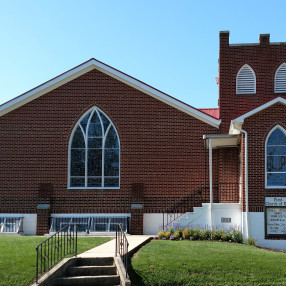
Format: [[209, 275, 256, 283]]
[[256, 246, 286, 253]]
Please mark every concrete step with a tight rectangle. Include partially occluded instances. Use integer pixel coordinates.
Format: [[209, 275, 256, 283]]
[[55, 275, 120, 286], [76, 257, 114, 266], [66, 265, 117, 276]]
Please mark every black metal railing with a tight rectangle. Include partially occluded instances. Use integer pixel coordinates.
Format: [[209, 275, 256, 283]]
[[35, 224, 78, 283], [163, 184, 208, 230], [115, 223, 129, 278], [163, 182, 240, 230]]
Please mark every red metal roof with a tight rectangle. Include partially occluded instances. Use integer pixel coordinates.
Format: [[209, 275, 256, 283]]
[[199, 108, 220, 119]]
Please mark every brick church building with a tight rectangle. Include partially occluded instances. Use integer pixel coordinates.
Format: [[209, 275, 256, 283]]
[[1, 31, 286, 250]]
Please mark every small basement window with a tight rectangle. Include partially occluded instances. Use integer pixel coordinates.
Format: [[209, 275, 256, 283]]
[[50, 216, 130, 234], [221, 217, 231, 223], [0, 217, 23, 233]]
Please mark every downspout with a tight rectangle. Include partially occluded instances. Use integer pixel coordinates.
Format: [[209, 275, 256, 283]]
[[232, 125, 249, 239], [209, 138, 213, 232]]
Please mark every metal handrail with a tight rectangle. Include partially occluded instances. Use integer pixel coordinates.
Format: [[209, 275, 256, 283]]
[[163, 184, 207, 230], [115, 223, 129, 278], [35, 224, 78, 283], [163, 182, 240, 230]]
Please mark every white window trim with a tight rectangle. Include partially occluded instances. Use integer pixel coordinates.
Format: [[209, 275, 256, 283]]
[[236, 64, 256, 95], [68, 106, 120, 189], [265, 125, 286, 189], [274, 62, 286, 93]]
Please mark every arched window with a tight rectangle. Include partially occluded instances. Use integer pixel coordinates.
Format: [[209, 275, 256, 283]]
[[266, 126, 286, 187], [274, 63, 286, 93], [236, 64, 256, 94], [69, 107, 120, 188]]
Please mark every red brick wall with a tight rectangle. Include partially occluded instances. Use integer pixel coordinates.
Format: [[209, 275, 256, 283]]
[[130, 209, 143, 234], [36, 209, 51, 235], [219, 31, 286, 133], [243, 103, 286, 212], [0, 69, 217, 233]]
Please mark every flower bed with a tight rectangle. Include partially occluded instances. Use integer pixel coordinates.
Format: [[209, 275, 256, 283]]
[[155, 227, 243, 243]]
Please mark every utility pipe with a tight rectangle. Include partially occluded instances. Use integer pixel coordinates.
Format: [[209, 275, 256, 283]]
[[232, 125, 249, 239]]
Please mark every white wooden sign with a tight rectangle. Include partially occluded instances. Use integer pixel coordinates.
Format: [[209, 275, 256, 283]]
[[265, 197, 286, 207]]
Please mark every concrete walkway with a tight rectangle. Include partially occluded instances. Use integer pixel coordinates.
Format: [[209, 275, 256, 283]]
[[79, 235, 153, 258]]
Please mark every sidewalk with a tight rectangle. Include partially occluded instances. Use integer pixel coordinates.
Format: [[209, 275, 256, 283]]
[[79, 235, 153, 258]]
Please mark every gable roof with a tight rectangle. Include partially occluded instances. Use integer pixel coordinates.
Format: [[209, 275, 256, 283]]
[[0, 58, 220, 128], [230, 97, 286, 134]]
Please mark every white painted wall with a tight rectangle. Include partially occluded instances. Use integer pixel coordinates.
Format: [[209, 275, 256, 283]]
[[175, 203, 242, 230], [244, 212, 286, 251], [0, 214, 37, 235], [143, 203, 242, 235], [143, 213, 164, 235], [212, 203, 242, 230]]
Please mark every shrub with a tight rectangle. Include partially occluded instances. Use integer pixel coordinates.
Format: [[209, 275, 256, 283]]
[[164, 232, 171, 239], [212, 229, 224, 240], [157, 227, 243, 244], [173, 231, 181, 240], [182, 229, 192, 239], [230, 230, 243, 243], [175, 228, 184, 237], [246, 237, 256, 246], [192, 228, 201, 240], [202, 229, 211, 240], [157, 231, 165, 239], [221, 232, 232, 242], [167, 228, 174, 235]]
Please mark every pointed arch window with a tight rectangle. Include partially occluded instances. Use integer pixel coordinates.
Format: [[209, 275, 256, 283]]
[[236, 64, 256, 94], [274, 63, 286, 93], [266, 126, 286, 187], [69, 107, 120, 189]]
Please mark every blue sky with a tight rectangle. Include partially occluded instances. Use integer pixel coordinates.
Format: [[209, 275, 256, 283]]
[[0, 0, 285, 108]]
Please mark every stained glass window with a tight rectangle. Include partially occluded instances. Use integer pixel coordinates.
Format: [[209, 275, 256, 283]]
[[266, 126, 286, 187], [69, 107, 120, 188]]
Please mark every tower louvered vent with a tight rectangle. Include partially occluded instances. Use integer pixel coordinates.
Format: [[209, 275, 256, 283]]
[[236, 64, 256, 94], [275, 63, 286, 93]]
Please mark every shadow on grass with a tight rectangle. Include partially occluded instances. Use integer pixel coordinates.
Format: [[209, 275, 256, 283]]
[[127, 256, 146, 286]]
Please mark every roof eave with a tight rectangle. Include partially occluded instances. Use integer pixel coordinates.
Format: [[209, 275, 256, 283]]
[[0, 59, 220, 128], [229, 97, 286, 134]]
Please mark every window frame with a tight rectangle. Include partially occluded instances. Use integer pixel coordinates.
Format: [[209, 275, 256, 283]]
[[236, 64, 256, 95], [68, 106, 120, 190], [265, 125, 286, 189]]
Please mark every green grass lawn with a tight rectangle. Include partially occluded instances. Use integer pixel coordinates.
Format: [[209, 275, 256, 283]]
[[130, 240, 286, 286], [0, 236, 112, 286]]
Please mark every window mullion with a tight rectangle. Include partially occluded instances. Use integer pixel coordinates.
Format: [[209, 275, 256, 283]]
[[102, 137, 105, 188], [95, 109, 105, 188], [85, 110, 94, 187], [102, 124, 111, 187]]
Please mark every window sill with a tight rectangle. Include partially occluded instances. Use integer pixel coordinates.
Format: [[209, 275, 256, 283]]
[[68, 187, 120, 190], [265, 186, 286, 189]]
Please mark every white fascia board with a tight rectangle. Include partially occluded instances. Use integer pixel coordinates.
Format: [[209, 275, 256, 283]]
[[229, 97, 286, 134], [0, 59, 220, 128], [229, 121, 243, 134], [0, 62, 95, 117]]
